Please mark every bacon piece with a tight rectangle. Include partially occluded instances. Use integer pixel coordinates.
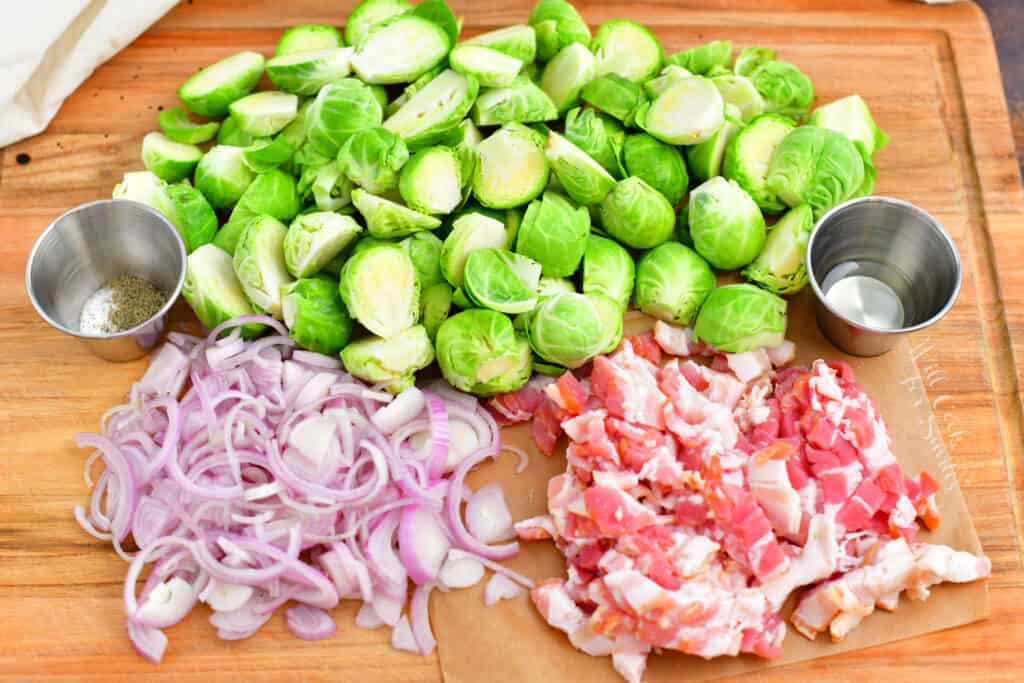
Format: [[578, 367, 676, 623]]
[[584, 486, 657, 536], [486, 377, 551, 424], [766, 340, 796, 367], [591, 354, 666, 429], [761, 515, 838, 609], [653, 320, 694, 357], [836, 479, 886, 531], [532, 397, 562, 456], [726, 349, 773, 383], [515, 515, 556, 541], [619, 331, 662, 366], [546, 372, 590, 416], [532, 579, 587, 634], [747, 441, 803, 539]]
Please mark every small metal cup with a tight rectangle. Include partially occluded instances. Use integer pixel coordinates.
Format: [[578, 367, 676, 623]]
[[806, 196, 962, 357], [25, 199, 186, 362]]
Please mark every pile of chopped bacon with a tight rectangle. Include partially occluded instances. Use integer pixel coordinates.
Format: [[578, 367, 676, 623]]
[[488, 321, 990, 683]]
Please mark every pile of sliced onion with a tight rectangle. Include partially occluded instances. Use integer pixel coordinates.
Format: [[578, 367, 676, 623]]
[[74, 315, 532, 663]]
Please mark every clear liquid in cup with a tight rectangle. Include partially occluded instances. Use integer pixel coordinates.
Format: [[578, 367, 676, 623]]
[[820, 260, 913, 330]]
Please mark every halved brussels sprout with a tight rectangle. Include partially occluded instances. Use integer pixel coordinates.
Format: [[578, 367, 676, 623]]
[[635, 242, 715, 325], [166, 183, 218, 254], [766, 126, 868, 219], [451, 287, 472, 309], [665, 40, 732, 75], [233, 215, 293, 318], [464, 248, 542, 314], [281, 276, 354, 355], [386, 66, 443, 117], [266, 48, 354, 96], [580, 74, 647, 126], [538, 276, 575, 300], [235, 169, 301, 222], [621, 133, 688, 206], [529, 0, 591, 62], [284, 212, 363, 277], [436, 309, 532, 396], [384, 69, 479, 149], [351, 14, 451, 85], [635, 76, 724, 145], [406, 0, 460, 45], [564, 107, 625, 179], [599, 177, 675, 250], [183, 244, 262, 338], [305, 78, 384, 158], [712, 73, 765, 122], [142, 132, 203, 183], [464, 24, 537, 62], [229, 91, 299, 137], [685, 103, 743, 183], [515, 190, 590, 278], [275, 24, 344, 56], [449, 45, 523, 88], [311, 164, 354, 211], [212, 215, 254, 255], [473, 123, 549, 209], [345, 0, 411, 47], [723, 113, 796, 213], [217, 115, 259, 147], [337, 126, 409, 194], [742, 204, 814, 295], [178, 51, 265, 117], [195, 145, 256, 209], [545, 131, 616, 206], [339, 241, 420, 338], [734, 46, 775, 78], [402, 231, 445, 289], [527, 292, 604, 369], [694, 283, 787, 352], [540, 42, 596, 114], [587, 291, 624, 354], [689, 176, 766, 270], [643, 65, 693, 99], [158, 107, 220, 145], [808, 95, 889, 157], [242, 137, 296, 173], [399, 146, 462, 215], [341, 325, 435, 394], [749, 60, 814, 119], [421, 282, 453, 341], [351, 189, 441, 239], [591, 19, 663, 83], [472, 77, 559, 127], [582, 234, 634, 309], [440, 212, 508, 287]]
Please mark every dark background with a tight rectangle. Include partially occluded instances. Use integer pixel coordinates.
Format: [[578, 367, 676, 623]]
[[976, 0, 1023, 180]]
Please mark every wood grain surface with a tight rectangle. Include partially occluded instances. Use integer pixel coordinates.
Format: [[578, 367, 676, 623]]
[[1, 1, 1022, 681]]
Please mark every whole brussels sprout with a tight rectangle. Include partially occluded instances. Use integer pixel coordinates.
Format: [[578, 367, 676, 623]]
[[529, 0, 592, 62], [723, 113, 796, 213], [384, 70, 480, 149], [766, 125, 868, 219], [634, 242, 715, 325], [472, 76, 559, 127], [351, 189, 441, 239], [339, 241, 420, 338], [178, 51, 265, 117], [540, 43, 596, 114], [464, 248, 542, 314], [733, 46, 775, 78], [337, 127, 409, 194], [473, 123, 550, 209], [281, 276, 354, 355], [233, 216, 294, 319], [440, 212, 509, 287], [526, 292, 605, 369], [591, 19, 663, 83], [564, 107, 626, 179], [580, 74, 647, 126], [435, 308, 532, 396], [808, 95, 889, 157], [749, 60, 814, 119], [341, 325, 435, 394], [402, 231, 446, 289], [399, 146, 462, 215], [545, 131, 617, 206], [464, 24, 537, 63], [621, 133, 688, 206], [693, 283, 787, 352], [284, 212, 363, 278], [635, 76, 724, 146], [665, 40, 732, 75], [305, 78, 384, 158], [515, 191, 590, 278], [599, 177, 675, 250], [182, 244, 262, 338], [742, 204, 814, 295], [688, 176, 766, 270], [582, 234, 635, 309], [195, 145, 256, 209], [346, 0, 411, 47], [351, 14, 452, 85]]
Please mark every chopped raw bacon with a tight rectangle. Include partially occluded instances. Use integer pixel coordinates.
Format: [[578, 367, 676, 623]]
[[516, 332, 990, 683], [486, 376, 552, 424]]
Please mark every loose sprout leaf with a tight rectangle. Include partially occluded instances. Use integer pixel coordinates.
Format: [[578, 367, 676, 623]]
[[666, 40, 733, 75], [194, 145, 255, 209], [766, 125, 867, 219], [235, 168, 301, 222], [540, 42, 596, 114], [420, 282, 454, 341], [514, 190, 590, 278], [399, 146, 463, 215], [311, 164, 354, 211], [591, 19, 663, 83], [643, 65, 693, 99], [464, 248, 542, 314], [435, 309, 532, 396], [749, 60, 815, 119], [693, 283, 787, 352], [689, 176, 766, 270], [464, 24, 537, 62], [402, 231, 446, 289], [621, 132, 688, 206], [384, 69, 479, 149], [214, 214, 256, 255], [472, 77, 559, 127], [266, 48, 355, 96], [281, 276, 354, 354], [449, 45, 523, 88], [808, 94, 890, 157], [722, 113, 796, 213], [165, 183, 218, 254], [351, 15, 451, 85], [685, 103, 743, 183], [345, 0, 411, 47], [338, 126, 410, 194], [734, 46, 775, 77], [242, 136, 296, 173], [580, 74, 647, 126], [232, 215, 294, 318], [528, 0, 592, 62], [339, 241, 420, 339], [544, 131, 616, 206], [563, 107, 626, 179], [351, 188, 442, 239], [217, 115, 259, 147], [582, 234, 634, 309], [440, 212, 508, 287], [284, 212, 363, 278], [183, 244, 263, 338], [599, 176, 675, 250], [178, 51, 265, 117], [712, 73, 765, 122], [306, 78, 384, 158], [341, 325, 434, 394], [472, 123, 550, 209], [526, 292, 605, 369], [158, 106, 220, 144], [634, 76, 724, 145], [275, 23, 344, 56], [142, 132, 203, 183], [742, 204, 814, 294], [635, 242, 716, 325]]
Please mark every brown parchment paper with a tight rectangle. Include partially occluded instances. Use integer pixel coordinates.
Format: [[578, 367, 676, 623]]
[[433, 290, 990, 683]]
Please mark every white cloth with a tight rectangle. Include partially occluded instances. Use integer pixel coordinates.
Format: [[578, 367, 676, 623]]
[[0, 0, 178, 148]]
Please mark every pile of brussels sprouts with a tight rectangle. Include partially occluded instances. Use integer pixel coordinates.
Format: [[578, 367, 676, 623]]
[[111, 0, 889, 397]]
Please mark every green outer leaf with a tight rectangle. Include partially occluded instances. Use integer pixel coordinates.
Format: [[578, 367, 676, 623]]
[[722, 113, 796, 213], [580, 74, 647, 126], [420, 282, 453, 341], [351, 188, 441, 239], [159, 106, 220, 144], [472, 77, 559, 127], [464, 24, 537, 62], [621, 132, 688, 206], [407, 0, 460, 46], [166, 183, 218, 253], [242, 136, 296, 173], [281, 276, 353, 354], [401, 231, 446, 289], [529, 0, 591, 62], [337, 126, 410, 194], [582, 234, 634, 309], [514, 191, 590, 278], [665, 40, 732, 75]]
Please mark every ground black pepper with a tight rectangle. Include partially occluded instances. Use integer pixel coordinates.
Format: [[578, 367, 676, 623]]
[[79, 275, 167, 335]]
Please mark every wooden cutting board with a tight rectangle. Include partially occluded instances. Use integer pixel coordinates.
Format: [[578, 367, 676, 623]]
[[1, 1, 1022, 681]]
